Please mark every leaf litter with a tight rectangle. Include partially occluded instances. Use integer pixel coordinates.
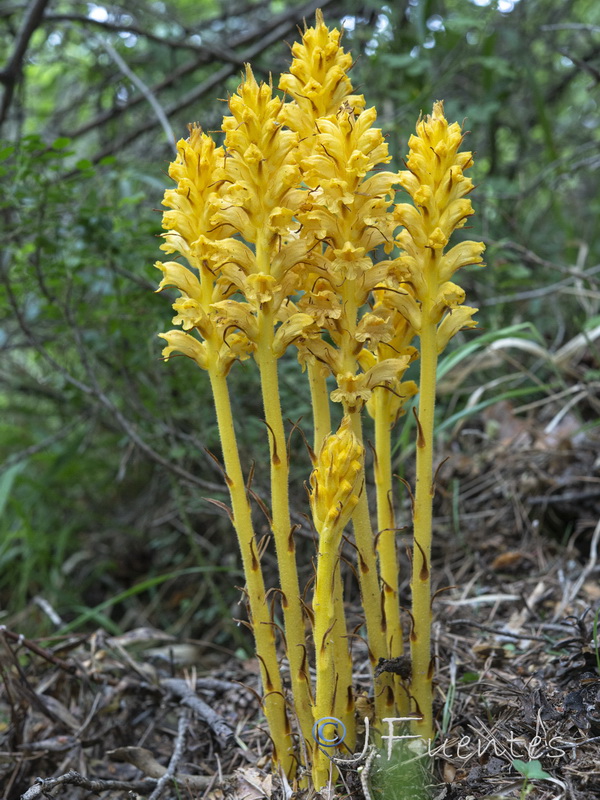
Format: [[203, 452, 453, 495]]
[[1, 401, 599, 800]]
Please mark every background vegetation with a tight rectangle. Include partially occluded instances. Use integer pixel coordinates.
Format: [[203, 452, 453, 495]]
[[1, 0, 599, 651]]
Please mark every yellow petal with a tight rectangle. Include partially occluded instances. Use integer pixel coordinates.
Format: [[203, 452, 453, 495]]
[[273, 313, 317, 357], [155, 262, 202, 301], [438, 240, 485, 283], [430, 282, 466, 324], [436, 306, 478, 353], [159, 330, 208, 370]]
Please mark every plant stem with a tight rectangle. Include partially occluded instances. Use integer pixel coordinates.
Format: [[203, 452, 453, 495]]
[[374, 388, 409, 716], [349, 410, 395, 720], [331, 565, 355, 741], [207, 367, 294, 775], [336, 269, 394, 721], [410, 305, 437, 741], [312, 523, 346, 787], [256, 304, 314, 748], [307, 360, 331, 453]]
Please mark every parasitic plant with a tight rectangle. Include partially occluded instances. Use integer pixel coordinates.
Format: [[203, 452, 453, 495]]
[[155, 10, 484, 789]]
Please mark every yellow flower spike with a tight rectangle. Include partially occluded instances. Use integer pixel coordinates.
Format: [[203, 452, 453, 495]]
[[279, 12, 369, 457], [218, 65, 300, 243], [394, 101, 485, 741], [160, 125, 230, 267], [279, 9, 365, 169], [157, 124, 294, 777], [309, 415, 363, 533], [309, 415, 363, 787]]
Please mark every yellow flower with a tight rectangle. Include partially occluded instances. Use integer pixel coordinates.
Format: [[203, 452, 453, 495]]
[[436, 305, 478, 353], [215, 65, 300, 245], [394, 101, 485, 348], [355, 309, 395, 345], [160, 125, 230, 269], [209, 299, 259, 342], [156, 259, 203, 295], [330, 357, 413, 414], [171, 297, 211, 335], [296, 287, 342, 327], [296, 105, 399, 293], [439, 240, 486, 284], [330, 242, 372, 281], [159, 330, 208, 370], [273, 313, 320, 357], [309, 415, 364, 535], [279, 10, 364, 162]]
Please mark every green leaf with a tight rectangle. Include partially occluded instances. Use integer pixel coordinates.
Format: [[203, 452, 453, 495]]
[[459, 671, 480, 683], [52, 136, 71, 149], [0, 463, 25, 517], [512, 759, 552, 781]]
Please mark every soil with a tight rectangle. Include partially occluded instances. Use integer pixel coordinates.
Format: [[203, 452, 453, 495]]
[[1, 402, 599, 800]]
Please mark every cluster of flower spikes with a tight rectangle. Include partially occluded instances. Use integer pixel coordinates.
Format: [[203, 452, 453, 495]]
[[155, 9, 486, 773], [157, 11, 417, 421]]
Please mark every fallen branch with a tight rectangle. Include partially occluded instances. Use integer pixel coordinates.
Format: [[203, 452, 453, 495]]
[[20, 770, 157, 799], [161, 677, 236, 746]]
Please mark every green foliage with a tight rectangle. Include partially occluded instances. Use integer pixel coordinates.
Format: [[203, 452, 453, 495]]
[[512, 759, 553, 799], [0, 130, 233, 637]]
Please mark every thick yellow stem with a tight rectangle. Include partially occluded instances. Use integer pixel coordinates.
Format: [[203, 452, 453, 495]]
[[331, 566, 354, 742], [312, 524, 344, 788], [307, 360, 331, 453], [348, 410, 395, 721], [374, 388, 409, 716], [256, 308, 314, 749], [410, 307, 437, 742], [208, 368, 294, 774]]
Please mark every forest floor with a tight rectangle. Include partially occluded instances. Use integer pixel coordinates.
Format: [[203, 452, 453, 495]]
[[1, 401, 599, 800]]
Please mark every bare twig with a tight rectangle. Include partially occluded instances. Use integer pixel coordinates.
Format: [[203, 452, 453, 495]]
[[64, 0, 337, 167], [554, 516, 600, 620], [1, 267, 224, 493], [97, 37, 176, 153], [0, 0, 50, 125], [109, 745, 233, 787], [161, 677, 235, 745], [44, 13, 246, 63], [0, 625, 76, 673], [20, 770, 157, 799], [59, 0, 336, 145], [148, 710, 190, 800]]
